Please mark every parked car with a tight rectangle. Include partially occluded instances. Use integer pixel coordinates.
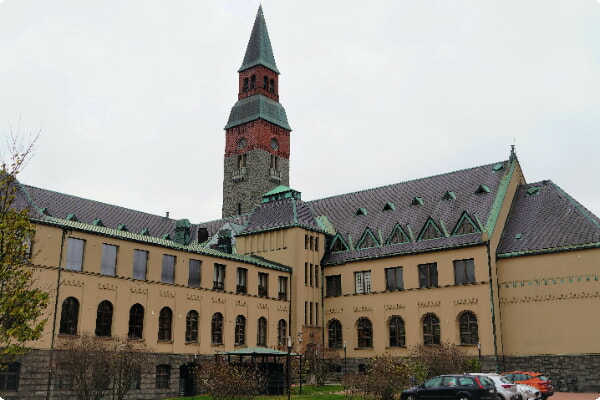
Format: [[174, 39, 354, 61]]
[[502, 372, 553, 400], [516, 383, 542, 400], [471, 373, 519, 400], [401, 374, 497, 400]]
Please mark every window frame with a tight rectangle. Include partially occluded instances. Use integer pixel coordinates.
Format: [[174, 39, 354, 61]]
[[0, 362, 20, 391], [100, 244, 118, 276], [236, 267, 248, 294], [213, 263, 226, 291], [155, 364, 171, 389], [258, 272, 268, 298], [388, 315, 406, 348], [128, 303, 145, 340], [235, 315, 246, 346], [257, 317, 267, 347], [423, 313, 441, 345], [328, 319, 343, 349], [385, 266, 404, 291], [454, 258, 476, 285], [161, 254, 176, 284], [95, 300, 113, 337], [459, 311, 479, 345], [211, 312, 224, 344], [354, 270, 372, 294], [326, 275, 342, 297], [65, 237, 85, 271], [185, 310, 199, 343], [188, 259, 201, 288], [418, 263, 438, 288], [158, 307, 173, 342], [357, 317, 373, 348], [59, 297, 79, 335], [132, 249, 148, 280]]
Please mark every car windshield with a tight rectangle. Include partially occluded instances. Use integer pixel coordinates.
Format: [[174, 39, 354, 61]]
[[478, 376, 494, 386], [499, 377, 513, 385], [537, 375, 549, 381]]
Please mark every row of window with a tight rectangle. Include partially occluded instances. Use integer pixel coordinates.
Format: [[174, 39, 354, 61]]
[[66, 238, 289, 299], [327, 311, 479, 349], [304, 263, 319, 287], [325, 258, 476, 297], [59, 297, 289, 347], [304, 234, 319, 251], [242, 74, 276, 94]]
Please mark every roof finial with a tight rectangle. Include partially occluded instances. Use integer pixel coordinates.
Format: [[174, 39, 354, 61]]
[[510, 142, 516, 161]]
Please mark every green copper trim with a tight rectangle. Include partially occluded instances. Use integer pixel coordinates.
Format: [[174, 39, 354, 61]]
[[239, 6, 279, 73], [485, 158, 516, 237], [498, 242, 600, 258]]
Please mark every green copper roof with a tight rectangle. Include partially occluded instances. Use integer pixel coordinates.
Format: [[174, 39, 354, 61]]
[[239, 6, 279, 73], [225, 94, 291, 130]]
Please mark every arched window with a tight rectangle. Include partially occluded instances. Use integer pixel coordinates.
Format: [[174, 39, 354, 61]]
[[185, 310, 199, 343], [235, 315, 246, 346], [389, 316, 405, 347], [257, 317, 267, 346], [328, 319, 343, 349], [269, 78, 275, 93], [211, 313, 223, 344], [243, 77, 249, 92], [95, 300, 113, 337], [59, 297, 79, 335], [250, 75, 256, 90], [277, 319, 287, 346], [158, 307, 173, 341], [357, 317, 373, 348], [459, 311, 479, 345], [128, 303, 144, 339], [423, 313, 441, 345], [263, 75, 269, 90]]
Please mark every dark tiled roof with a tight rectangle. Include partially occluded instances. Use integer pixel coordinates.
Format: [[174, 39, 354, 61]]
[[308, 161, 513, 265], [242, 197, 322, 234], [497, 181, 600, 257], [239, 5, 279, 74], [225, 94, 291, 130]]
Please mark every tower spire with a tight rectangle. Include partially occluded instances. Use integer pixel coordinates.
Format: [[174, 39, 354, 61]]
[[239, 5, 279, 73], [222, 6, 292, 218]]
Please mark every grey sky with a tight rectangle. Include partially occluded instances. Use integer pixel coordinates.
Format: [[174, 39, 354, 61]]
[[1, 0, 598, 222]]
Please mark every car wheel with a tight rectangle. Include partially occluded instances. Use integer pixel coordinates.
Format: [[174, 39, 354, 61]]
[[458, 395, 470, 400], [407, 395, 417, 400]]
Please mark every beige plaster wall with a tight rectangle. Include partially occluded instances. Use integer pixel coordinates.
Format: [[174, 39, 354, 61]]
[[497, 248, 600, 355]]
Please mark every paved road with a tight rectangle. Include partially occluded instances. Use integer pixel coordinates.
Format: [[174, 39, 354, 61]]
[[553, 392, 600, 400]]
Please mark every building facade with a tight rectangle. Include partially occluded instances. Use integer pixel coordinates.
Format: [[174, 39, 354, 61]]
[[3, 6, 600, 400]]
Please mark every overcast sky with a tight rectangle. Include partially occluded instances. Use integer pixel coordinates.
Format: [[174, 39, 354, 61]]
[[1, 0, 599, 223]]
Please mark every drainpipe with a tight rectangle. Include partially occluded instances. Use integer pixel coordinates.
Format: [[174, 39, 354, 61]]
[[486, 240, 499, 373], [45, 227, 69, 400]]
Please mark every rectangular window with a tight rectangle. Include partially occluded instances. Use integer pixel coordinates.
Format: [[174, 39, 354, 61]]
[[355, 270, 371, 294], [161, 255, 176, 284], [188, 259, 201, 288], [278, 276, 288, 300], [305, 234, 309, 249], [418, 263, 438, 288], [101, 244, 117, 276], [309, 264, 313, 286], [385, 267, 404, 291], [213, 263, 225, 291], [310, 236, 314, 250], [326, 275, 342, 297], [236, 268, 247, 294], [454, 259, 475, 284], [315, 265, 319, 288], [304, 301, 308, 325], [0, 362, 20, 391], [65, 238, 85, 271], [309, 301, 313, 326], [315, 237, 319, 251], [304, 263, 308, 285], [258, 272, 268, 297], [155, 365, 170, 389], [132, 250, 148, 280], [315, 302, 319, 326]]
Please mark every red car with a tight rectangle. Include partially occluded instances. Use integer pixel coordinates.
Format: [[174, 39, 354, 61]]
[[501, 372, 553, 400]]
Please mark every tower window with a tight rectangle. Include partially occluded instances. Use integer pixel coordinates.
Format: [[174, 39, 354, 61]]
[[270, 155, 279, 169], [243, 77, 249, 92], [237, 154, 246, 168], [270, 78, 275, 93], [263, 75, 268, 90], [250, 75, 256, 90]]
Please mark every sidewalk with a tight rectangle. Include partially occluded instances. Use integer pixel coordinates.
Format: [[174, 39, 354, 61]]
[[553, 392, 600, 400]]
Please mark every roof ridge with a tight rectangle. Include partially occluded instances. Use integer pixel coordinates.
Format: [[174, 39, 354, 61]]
[[308, 160, 507, 204], [545, 180, 600, 230]]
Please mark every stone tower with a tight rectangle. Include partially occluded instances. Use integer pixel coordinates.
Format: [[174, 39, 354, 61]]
[[222, 6, 291, 218]]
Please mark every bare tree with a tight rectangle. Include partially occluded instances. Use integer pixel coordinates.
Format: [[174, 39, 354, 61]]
[[196, 357, 264, 400], [0, 128, 49, 364], [409, 341, 472, 378], [54, 334, 151, 400], [303, 343, 339, 386]]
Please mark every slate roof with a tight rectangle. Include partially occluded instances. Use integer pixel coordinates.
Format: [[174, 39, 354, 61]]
[[239, 5, 279, 74], [242, 196, 323, 234], [308, 160, 514, 265], [225, 94, 291, 130], [497, 180, 600, 257]]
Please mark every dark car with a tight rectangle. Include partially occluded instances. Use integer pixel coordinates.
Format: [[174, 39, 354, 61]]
[[501, 372, 553, 400], [401, 374, 497, 400]]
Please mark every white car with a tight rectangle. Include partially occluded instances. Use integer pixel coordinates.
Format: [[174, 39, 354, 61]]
[[516, 384, 542, 400], [471, 373, 520, 400]]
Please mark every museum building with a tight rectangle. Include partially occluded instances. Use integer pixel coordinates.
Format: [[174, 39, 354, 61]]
[[3, 6, 600, 399]]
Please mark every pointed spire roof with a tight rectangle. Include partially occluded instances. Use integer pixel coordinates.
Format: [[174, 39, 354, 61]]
[[239, 6, 279, 73]]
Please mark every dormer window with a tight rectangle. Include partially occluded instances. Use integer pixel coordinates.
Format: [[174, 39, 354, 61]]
[[383, 202, 395, 211], [411, 197, 424, 206], [475, 185, 490, 194], [355, 207, 367, 216]]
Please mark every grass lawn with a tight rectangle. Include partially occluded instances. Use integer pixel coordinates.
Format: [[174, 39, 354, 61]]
[[161, 384, 346, 400]]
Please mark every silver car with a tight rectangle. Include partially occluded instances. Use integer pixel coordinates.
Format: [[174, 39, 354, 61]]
[[472, 373, 519, 400], [516, 384, 542, 400]]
